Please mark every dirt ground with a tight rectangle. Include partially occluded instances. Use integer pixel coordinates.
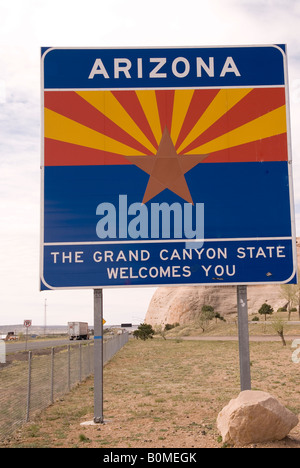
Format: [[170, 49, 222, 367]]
[[2, 338, 300, 449]]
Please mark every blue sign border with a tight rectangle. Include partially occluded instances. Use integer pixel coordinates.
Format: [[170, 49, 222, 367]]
[[40, 45, 297, 290], [42, 45, 286, 89]]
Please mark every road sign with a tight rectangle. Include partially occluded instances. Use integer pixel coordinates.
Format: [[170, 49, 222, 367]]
[[24, 320, 32, 328], [40, 45, 297, 289]]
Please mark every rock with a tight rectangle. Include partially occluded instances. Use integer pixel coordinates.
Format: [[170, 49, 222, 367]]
[[145, 284, 287, 326], [145, 285, 237, 326], [217, 390, 299, 446]]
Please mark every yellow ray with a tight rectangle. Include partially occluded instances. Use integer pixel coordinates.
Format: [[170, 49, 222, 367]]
[[44, 108, 145, 156], [77, 91, 157, 154], [178, 88, 252, 153], [171, 89, 194, 145], [135, 90, 162, 146], [186, 105, 287, 154]]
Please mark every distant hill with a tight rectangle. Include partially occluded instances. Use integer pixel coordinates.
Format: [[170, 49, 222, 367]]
[[0, 325, 69, 335]]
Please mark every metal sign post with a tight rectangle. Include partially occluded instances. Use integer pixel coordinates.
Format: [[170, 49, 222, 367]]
[[24, 320, 32, 352], [237, 285, 251, 391], [93, 289, 104, 423]]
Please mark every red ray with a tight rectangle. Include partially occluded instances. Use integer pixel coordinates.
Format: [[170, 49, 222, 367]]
[[44, 91, 152, 155], [175, 89, 220, 150], [112, 91, 158, 150], [181, 87, 286, 154], [44, 138, 131, 166], [155, 90, 175, 134], [200, 133, 288, 163]]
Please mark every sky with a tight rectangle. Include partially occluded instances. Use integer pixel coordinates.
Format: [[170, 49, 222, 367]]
[[0, 0, 300, 327]]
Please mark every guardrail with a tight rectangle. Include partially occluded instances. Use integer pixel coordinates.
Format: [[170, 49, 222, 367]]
[[0, 333, 129, 442]]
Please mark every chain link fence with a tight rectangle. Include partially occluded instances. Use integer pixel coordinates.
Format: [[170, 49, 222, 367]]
[[0, 333, 128, 441]]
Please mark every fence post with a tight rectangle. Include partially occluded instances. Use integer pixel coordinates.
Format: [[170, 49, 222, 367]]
[[51, 347, 54, 404], [79, 344, 82, 382], [88, 342, 91, 376], [26, 351, 32, 423], [68, 345, 71, 391]]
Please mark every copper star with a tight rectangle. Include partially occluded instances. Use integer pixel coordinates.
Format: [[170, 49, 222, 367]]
[[124, 127, 209, 204]]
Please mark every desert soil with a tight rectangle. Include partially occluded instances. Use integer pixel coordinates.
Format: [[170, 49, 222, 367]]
[[2, 338, 300, 448]]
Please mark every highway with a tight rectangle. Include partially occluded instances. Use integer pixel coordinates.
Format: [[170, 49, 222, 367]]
[[4, 323, 299, 353], [5, 337, 91, 353]]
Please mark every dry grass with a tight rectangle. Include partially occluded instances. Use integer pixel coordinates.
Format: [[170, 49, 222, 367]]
[[165, 312, 300, 338], [2, 336, 300, 449]]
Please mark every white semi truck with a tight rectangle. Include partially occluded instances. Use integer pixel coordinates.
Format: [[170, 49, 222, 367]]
[[68, 322, 89, 340]]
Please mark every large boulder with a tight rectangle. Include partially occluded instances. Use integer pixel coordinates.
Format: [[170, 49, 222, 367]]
[[145, 284, 287, 326], [217, 390, 299, 446], [145, 285, 237, 326]]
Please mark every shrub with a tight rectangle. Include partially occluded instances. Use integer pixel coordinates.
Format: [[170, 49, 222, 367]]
[[133, 323, 155, 341], [164, 323, 179, 331], [258, 303, 274, 321], [271, 317, 287, 346]]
